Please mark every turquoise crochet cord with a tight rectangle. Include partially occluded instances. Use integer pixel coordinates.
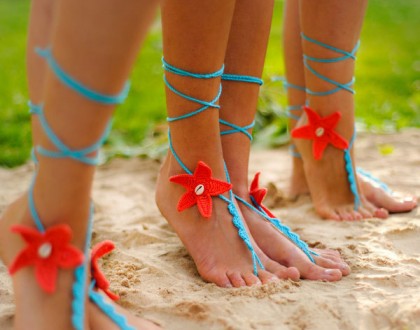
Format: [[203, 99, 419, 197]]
[[218, 73, 317, 262], [163, 59, 264, 276], [29, 47, 131, 330], [285, 34, 362, 210]]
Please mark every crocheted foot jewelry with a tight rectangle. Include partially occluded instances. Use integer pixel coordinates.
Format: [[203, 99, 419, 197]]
[[219, 73, 318, 263], [291, 106, 348, 160], [13, 46, 134, 330], [287, 33, 362, 210], [170, 161, 232, 218], [9, 224, 84, 293], [88, 241, 136, 330], [163, 58, 264, 275]]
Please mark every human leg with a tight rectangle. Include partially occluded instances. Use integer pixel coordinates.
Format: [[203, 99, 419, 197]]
[[218, 0, 348, 281], [283, 0, 417, 214], [156, 0, 299, 288], [0, 0, 159, 329], [292, 0, 383, 220]]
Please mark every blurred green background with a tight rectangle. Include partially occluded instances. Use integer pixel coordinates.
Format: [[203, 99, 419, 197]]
[[0, 0, 419, 167]]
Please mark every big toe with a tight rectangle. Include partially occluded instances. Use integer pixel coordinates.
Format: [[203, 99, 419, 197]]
[[369, 189, 417, 213]]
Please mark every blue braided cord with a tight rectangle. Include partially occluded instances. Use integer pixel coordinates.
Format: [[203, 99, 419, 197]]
[[218, 73, 261, 141], [165, 76, 222, 122], [168, 130, 192, 175], [28, 173, 46, 232], [28, 101, 42, 115], [169, 134, 264, 275], [286, 107, 302, 121], [301, 33, 359, 96], [219, 119, 255, 141], [163, 58, 223, 123], [283, 81, 306, 91], [344, 132, 361, 210], [289, 145, 302, 159], [33, 104, 111, 166], [221, 73, 263, 86], [163, 58, 224, 79], [72, 203, 94, 330], [356, 167, 392, 194], [89, 282, 135, 330], [30, 148, 39, 165], [164, 61, 264, 275], [28, 103, 41, 165], [236, 195, 317, 262], [282, 82, 306, 120], [36, 47, 130, 105], [301, 34, 360, 62]]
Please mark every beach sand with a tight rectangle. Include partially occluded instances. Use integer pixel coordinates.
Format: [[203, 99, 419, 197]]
[[0, 130, 419, 330]]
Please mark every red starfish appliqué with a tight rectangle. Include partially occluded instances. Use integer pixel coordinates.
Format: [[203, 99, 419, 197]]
[[291, 106, 349, 160], [91, 240, 119, 301], [250, 172, 276, 218], [170, 161, 232, 218], [8, 224, 85, 293]]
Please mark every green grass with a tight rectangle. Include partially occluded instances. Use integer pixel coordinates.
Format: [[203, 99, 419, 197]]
[[0, 0, 419, 167]]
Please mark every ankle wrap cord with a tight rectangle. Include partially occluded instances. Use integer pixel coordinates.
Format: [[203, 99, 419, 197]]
[[29, 47, 130, 330], [288, 34, 361, 210], [219, 74, 316, 262], [162, 59, 264, 275], [219, 73, 262, 141]]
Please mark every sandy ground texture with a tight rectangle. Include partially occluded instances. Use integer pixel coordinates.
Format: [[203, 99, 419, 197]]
[[0, 130, 419, 330]]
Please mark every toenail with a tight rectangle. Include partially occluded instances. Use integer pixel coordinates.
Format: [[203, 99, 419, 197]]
[[324, 269, 336, 275], [340, 263, 348, 270], [194, 184, 205, 196], [224, 283, 233, 288], [315, 127, 325, 137], [38, 243, 52, 259]]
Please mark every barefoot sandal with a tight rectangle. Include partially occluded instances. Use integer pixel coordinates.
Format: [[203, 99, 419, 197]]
[[162, 58, 264, 275], [13, 47, 135, 330], [289, 34, 370, 210], [219, 73, 317, 263]]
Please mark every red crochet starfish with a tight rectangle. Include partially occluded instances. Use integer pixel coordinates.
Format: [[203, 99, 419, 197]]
[[8, 224, 85, 293], [250, 172, 276, 218], [91, 240, 119, 301], [291, 106, 349, 160], [170, 161, 232, 218]]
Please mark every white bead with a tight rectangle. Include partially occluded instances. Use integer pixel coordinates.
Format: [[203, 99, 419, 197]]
[[315, 127, 325, 137], [194, 184, 205, 196], [38, 243, 52, 259]]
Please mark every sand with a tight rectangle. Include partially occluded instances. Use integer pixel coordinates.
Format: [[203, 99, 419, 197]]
[[0, 130, 419, 330]]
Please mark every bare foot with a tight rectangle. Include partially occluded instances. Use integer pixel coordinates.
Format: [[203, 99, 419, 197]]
[[88, 291, 161, 330], [0, 194, 90, 330], [289, 150, 417, 216], [358, 173, 418, 213], [234, 188, 349, 282], [156, 154, 300, 288], [292, 107, 391, 221], [0, 195, 157, 330]]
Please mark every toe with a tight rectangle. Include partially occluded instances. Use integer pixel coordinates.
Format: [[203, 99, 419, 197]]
[[358, 206, 373, 219], [368, 187, 417, 213], [373, 207, 389, 219], [242, 272, 262, 286], [317, 205, 340, 221], [265, 259, 300, 281], [257, 270, 279, 284], [301, 262, 343, 281], [314, 256, 350, 276], [350, 210, 363, 221], [202, 269, 232, 288], [337, 209, 353, 221], [226, 271, 246, 288]]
